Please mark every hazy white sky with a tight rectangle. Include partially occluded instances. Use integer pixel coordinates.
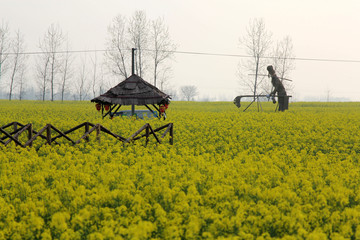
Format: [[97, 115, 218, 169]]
[[2, 0, 360, 101]]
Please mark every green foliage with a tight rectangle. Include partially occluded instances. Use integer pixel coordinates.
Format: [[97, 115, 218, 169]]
[[1, 100, 360, 239]]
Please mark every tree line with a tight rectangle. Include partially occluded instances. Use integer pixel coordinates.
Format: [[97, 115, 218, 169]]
[[0, 15, 294, 102], [0, 11, 178, 102]]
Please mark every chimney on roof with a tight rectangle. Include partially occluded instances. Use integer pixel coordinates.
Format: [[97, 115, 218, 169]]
[[131, 48, 136, 116], [132, 48, 136, 75]]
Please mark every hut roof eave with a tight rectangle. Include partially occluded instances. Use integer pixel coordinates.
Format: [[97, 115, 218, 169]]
[[90, 74, 171, 106], [91, 95, 171, 106]]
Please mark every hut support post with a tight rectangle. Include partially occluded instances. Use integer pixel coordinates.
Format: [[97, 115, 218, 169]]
[[112, 104, 122, 116], [144, 104, 157, 117], [131, 105, 135, 116], [103, 105, 117, 119]]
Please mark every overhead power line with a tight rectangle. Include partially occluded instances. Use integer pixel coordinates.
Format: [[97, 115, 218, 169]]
[[3, 49, 107, 55], [3, 48, 360, 64], [158, 50, 360, 63]]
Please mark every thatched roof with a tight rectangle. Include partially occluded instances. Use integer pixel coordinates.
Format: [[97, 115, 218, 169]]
[[91, 74, 170, 105]]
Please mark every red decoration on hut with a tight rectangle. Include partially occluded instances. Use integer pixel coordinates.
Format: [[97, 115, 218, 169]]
[[95, 103, 101, 111], [159, 105, 166, 113], [104, 105, 110, 111]]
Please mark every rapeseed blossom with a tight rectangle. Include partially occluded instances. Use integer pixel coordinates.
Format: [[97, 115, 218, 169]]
[[0, 100, 360, 239]]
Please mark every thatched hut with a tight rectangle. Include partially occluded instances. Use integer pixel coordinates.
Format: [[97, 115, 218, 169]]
[[91, 74, 171, 119]]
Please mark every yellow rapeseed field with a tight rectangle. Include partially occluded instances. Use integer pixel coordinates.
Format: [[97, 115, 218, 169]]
[[1, 100, 360, 239]]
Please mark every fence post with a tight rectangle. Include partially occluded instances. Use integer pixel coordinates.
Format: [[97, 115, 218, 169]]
[[46, 124, 51, 145], [170, 123, 173, 145], [28, 124, 33, 147], [96, 124, 101, 143], [85, 122, 90, 142], [14, 122, 18, 144], [146, 124, 150, 146]]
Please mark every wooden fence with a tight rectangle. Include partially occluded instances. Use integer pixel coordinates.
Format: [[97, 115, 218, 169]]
[[0, 122, 173, 149]]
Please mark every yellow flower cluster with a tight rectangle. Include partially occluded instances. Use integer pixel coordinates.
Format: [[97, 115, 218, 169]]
[[1, 100, 360, 239]]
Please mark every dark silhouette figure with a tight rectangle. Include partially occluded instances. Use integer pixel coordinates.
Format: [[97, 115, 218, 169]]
[[267, 65, 288, 111]]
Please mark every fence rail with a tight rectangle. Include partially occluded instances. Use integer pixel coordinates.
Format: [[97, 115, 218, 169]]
[[0, 122, 173, 149]]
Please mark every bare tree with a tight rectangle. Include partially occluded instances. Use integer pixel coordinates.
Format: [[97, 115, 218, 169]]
[[97, 65, 106, 95], [129, 10, 149, 78], [271, 36, 295, 93], [105, 11, 176, 90], [76, 56, 89, 101], [326, 88, 331, 102], [0, 21, 11, 86], [165, 87, 177, 100], [35, 51, 50, 101], [8, 30, 26, 100], [104, 15, 129, 79], [59, 42, 73, 102], [18, 67, 26, 100], [157, 66, 172, 91], [181, 85, 198, 101], [239, 18, 272, 98], [39, 23, 64, 101], [91, 51, 98, 98], [150, 17, 176, 88]]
